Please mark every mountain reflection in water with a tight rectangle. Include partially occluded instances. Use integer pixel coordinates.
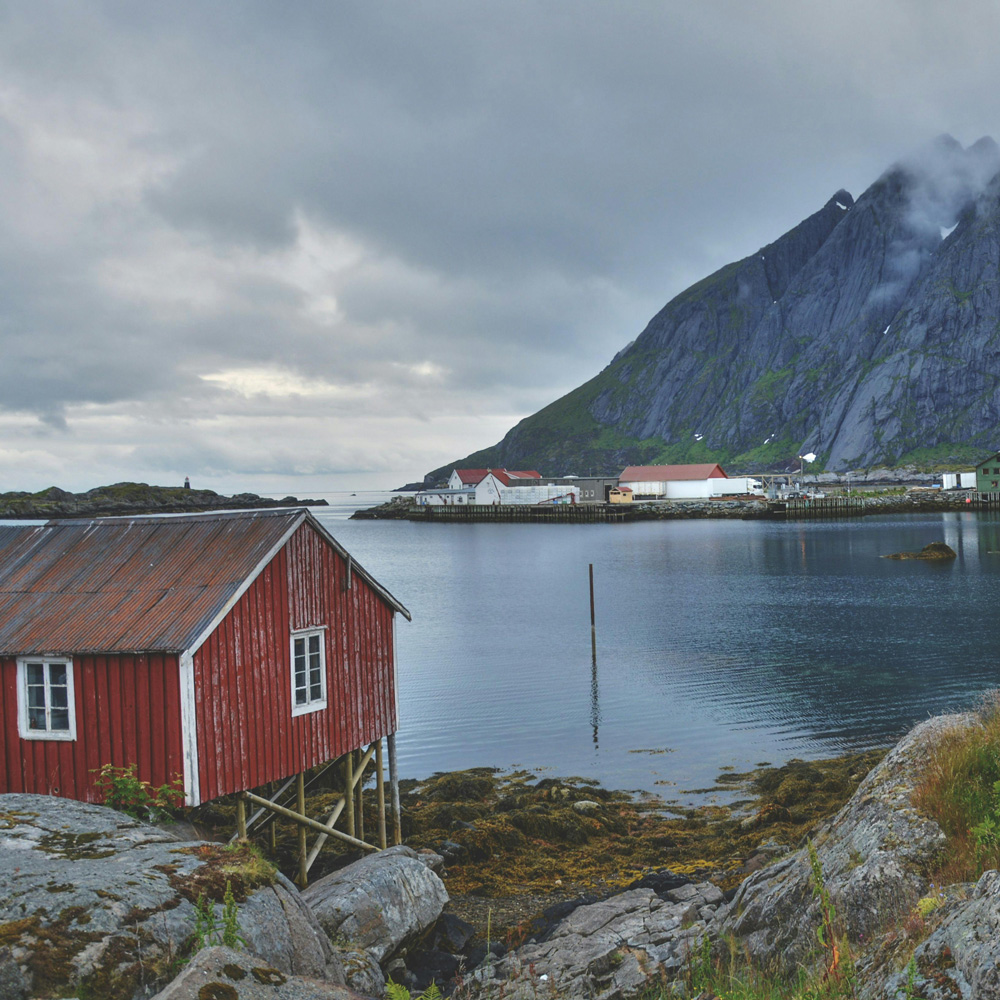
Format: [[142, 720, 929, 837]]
[[317, 501, 1000, 804]]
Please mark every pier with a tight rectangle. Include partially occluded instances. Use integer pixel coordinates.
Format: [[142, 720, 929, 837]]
[[408, 503, 634, 523]]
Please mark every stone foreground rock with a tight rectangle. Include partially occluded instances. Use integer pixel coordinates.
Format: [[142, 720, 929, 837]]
[[0, 794, 343, 999], [150, 946, 368, 1000], [302, 845, 448, 966], [712, 713, 963, 975], [470, 881, 726, 1000]]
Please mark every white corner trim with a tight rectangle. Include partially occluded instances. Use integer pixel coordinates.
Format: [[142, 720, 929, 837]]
[[179, 651, 201, 807]]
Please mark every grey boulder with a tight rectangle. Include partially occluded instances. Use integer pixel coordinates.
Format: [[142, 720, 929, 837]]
[[301, 845, 449, 964]]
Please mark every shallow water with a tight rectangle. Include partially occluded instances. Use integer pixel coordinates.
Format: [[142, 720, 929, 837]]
[[312, 498, 1000, 804]]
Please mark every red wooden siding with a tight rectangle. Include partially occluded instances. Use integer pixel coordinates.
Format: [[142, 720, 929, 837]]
[[0, 652, 184, 801], [193, 521, 398, 802]]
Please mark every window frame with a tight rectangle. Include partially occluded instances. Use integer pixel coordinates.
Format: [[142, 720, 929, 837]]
[[290, 627, 328, 718], [16, 657, 77, 741]]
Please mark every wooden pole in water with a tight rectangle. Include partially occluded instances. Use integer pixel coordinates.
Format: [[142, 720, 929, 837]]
[[589, 563, 597, 660], [375, 738, 387, 849], [296, 772, 307, 888]]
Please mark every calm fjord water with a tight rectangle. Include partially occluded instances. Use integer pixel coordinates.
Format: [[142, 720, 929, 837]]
[[317, 499, 1000, 804]]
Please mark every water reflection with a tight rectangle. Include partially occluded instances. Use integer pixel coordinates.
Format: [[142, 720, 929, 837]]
[[318, 506, 1000, 803]]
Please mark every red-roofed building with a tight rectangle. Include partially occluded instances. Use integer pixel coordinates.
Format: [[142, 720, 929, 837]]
[[0, 509, 410, 808], [447, 468, 542, 489], [619, 464, 728, 499], [619, 464, 761, 499]]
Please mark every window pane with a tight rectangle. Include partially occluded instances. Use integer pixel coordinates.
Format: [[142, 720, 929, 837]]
[[50, 708, 69, 731], [28, 707, 47, 730], [294, 686, 307, 706], [49, 663, 67, 686], [310, 682, 322, 701], [26, 663, 44, 686], [27, 685, 46, 709], [49, 685, 68, 709], [308, 634, 320, 656]]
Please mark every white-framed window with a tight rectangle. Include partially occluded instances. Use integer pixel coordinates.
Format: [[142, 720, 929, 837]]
[[290, 628, 327, 717], [17, 658, 76, 741]]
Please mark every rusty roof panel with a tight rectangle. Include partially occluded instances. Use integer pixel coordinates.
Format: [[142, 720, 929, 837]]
[[0, 510, 306, 655]]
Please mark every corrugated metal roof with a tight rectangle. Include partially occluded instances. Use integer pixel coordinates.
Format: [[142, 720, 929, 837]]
[[619, 464, 728, 481], [0, 508, 409, 656]]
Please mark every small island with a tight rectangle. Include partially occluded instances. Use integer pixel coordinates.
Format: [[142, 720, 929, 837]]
[[0, 482, 327, 520]]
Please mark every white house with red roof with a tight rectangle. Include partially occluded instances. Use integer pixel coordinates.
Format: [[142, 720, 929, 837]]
[[619, 464, 760, 499], [447, 468, 542, 490]]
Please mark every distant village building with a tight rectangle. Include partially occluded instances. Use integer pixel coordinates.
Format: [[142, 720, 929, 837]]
[[420, 469, 578, 506], [446, 468, 542, 490], [976, 452, 1000, 493], [547, 476, 622, 504], [618, 464, 761, 499], [609, 486, 633, 504]]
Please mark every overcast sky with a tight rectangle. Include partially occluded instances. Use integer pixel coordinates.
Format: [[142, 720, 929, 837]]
[[2, 1, 999, 496]]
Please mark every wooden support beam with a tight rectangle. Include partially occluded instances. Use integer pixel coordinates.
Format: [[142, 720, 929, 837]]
[[376, 738, 387, 850], [243, 790, 377, 851], [297, 772, 308, 888], [236, 792, 247, 841], [388, 731, 401, 845], [305, 795, 347, 872]]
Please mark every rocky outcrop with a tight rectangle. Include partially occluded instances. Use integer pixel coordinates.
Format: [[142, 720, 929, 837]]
[[149, 946, 365, 1000], [301, 845, 449, 993], [435, 135, 1000, 477], [876, 871, 1000, 1000], [0, 794, 343, 999], [883, 541, 958, 560], [712, 714, 961, 976], [464, 714, 973, 1000], [468, 881, 726, 1000]]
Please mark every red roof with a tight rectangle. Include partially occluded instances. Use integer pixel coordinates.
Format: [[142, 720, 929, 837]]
[[619, 464, 728, 481], [0, 509, 409, 656], [454, 468, 542, 486]]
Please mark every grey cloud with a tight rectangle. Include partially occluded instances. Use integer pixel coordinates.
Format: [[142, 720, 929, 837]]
[[4, 2, 1000, 488]]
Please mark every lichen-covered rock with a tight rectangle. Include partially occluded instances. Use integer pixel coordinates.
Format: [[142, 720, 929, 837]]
[[874, 871, 1000, 1000], [469, 882, 727, 1000], [0, 793, 342, 998], [301, 845, 448, 964], [712, 714, 967, 975], [149, 946, 368, 999]]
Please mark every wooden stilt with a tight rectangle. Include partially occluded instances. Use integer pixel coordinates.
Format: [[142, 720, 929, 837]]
[[376, 738, 387, 850], [296, 772, 307, 889], [227, 774, 297, 844], [388, 731, 401, 845], [355, 749, 365, 842], [236, 792, 248, 841], [268, 817, 277, 853], [344, 752, 355, 842]]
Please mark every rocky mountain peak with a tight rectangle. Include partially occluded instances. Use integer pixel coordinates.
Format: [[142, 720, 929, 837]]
[[430, 139, 1000, 481]]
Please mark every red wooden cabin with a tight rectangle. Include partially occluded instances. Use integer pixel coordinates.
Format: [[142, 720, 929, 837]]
[[0, 508, 410, 807]]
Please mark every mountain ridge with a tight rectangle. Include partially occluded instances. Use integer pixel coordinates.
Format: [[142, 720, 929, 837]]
[[429, 136, 1000, 482]]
